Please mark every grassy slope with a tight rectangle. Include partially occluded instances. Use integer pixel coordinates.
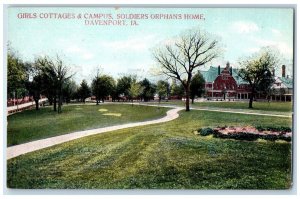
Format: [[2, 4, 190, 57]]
[[151, 101, 292, 113], [7, 110, 292, 189], [7, 104, 169, 146]]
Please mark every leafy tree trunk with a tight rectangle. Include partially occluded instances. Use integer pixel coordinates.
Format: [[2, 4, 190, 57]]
[[249, 87, 255, 109], [58, 95, 62, 114], [249, 94, 253, 108], [49, 96, 53, 105], [191, 97, 194, 104], [53, 96, 57, 111], [185, 85, 190, 111], [34, 99, 39, 110]]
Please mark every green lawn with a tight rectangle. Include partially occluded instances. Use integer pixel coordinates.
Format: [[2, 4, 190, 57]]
[[7, 110, 292, 189], [7, 104, 169, 146], [151, 100, 293, 113]]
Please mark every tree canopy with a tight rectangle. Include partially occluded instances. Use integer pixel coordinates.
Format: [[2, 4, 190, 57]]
[[238, 47, 278, 108], [190, 72, 205, 103], [92, 74, 115, 105], [156, 80, 170, 102], [33, 56, 72, 113], [128, 79, 142, 105], [7, 48, 29, 99], [140, 78, 156, 102], [78, 79, 91, 103]]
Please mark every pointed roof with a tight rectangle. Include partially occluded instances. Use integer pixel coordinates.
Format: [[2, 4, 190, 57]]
[[278, 77, 293, 89], [200, 66, 248, 84]]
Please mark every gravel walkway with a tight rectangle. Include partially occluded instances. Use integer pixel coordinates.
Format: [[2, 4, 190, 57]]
[[127, 102, 292, 118], [7, 107, 184, 159]]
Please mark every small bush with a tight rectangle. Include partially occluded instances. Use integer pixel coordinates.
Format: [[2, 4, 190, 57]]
[[260, 134, 278, 141], [198, 128, 214, 136], [279, 136, 292, 142], [213, 131, 259, 141], [256, 126, 292, 132]]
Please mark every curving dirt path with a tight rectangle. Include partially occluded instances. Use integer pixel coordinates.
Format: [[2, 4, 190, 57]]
[[7, 107, 184, 160]]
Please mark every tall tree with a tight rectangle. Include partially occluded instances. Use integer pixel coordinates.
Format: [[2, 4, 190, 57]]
[[116, 75, 134, 101], [190, 72, 205, 103], [156, 80, 170, 102], [153, 29, 220, 111], [78, 79, 91, 103], [92, 74, 115, 104], [128, 80, 142, 106], [140, 78, 156, 102], [63, 80, 78, 103], [256, 69, 275, 100], [7, 47, 28, 101], [238, 47, 277, 108], [35, 56, 72, 113], [26, 74, 43, 110], [170, 81, 184, 98]]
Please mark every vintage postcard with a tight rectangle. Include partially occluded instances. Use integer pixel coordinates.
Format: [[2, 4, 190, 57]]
[[5, 5, 294, 190]]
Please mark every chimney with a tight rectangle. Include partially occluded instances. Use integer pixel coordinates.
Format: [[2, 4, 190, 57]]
[[272, 68, 275, 76], [218, 65, 220, 75], [230, 67, 233, 76], [226, 62, 230, 69], [282, 65, 286, 78]]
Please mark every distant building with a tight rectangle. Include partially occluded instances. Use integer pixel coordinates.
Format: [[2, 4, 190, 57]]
[[200, 63, 293, 101], [200, 62, 251, 100], [271, 65, 293, 101]]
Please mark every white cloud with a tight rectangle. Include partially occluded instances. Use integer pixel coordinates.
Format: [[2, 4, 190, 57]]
[[246, 47, 260, 53], [66, 45, 81, 53], [271, 28, 282, 37], [253, 38, 293, 57], [82, 52, 94, 60], [231, 21, 259, 34], [65, 45, 94, 60]]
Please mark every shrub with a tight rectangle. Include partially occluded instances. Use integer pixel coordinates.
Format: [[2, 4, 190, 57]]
[[198, 128, 214, 136]]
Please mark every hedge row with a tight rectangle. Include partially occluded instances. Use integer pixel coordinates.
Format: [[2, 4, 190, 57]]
[[255, 125, 292, 132]]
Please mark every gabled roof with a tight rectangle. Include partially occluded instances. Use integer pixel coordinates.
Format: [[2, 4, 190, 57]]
[[200, 66, 248, 84], [278, 77, 293, 89], [200, 67, 219, 82]]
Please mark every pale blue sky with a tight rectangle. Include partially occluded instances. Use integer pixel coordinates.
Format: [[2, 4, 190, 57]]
[[8, 7, 294, 83]]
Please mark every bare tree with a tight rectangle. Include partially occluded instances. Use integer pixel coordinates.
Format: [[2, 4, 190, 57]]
[[153, 29, 221, 111]]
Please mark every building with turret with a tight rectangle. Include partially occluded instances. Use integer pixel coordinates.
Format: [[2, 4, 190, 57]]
[[200, 63, 293, 101]]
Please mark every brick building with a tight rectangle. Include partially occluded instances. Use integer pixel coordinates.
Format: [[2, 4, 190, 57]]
[[200, 62, 251, 100], [200, 63, 293, 101]]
